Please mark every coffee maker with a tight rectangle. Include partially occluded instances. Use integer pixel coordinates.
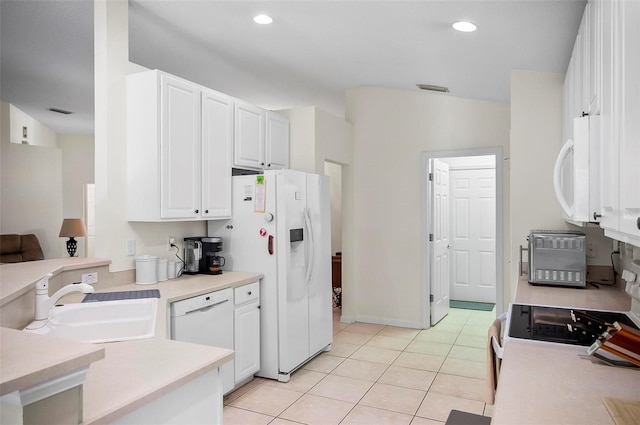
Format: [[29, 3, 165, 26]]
[[183, 236, 225, 275]]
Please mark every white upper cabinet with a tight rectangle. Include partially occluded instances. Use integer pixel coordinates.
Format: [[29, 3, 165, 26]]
[[159, 74, 202, 219], [234, 101, 266, 169], [562, 0, 639, 245], [202, 89, 234, 219], [595, 0, 640, 245], [127, 70, 232, 221], [233, 102, 290, 170], [615, 0, 640, 243], [265, 111, 290, 170]]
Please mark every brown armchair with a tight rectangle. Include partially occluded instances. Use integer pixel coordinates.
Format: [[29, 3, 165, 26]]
[[0, 234, 45, 263]]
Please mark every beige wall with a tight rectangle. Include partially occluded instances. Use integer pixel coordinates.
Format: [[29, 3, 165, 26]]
[[509, 70, 613, 303], [9, 103, 57, 147], [344, 86, 510, 327], [1, 102, 64, 258], [58, 133, 95, 256], [282, 106, 352, 260]]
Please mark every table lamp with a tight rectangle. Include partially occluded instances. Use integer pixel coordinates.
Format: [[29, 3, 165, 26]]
[[59, 218, 87, 257]]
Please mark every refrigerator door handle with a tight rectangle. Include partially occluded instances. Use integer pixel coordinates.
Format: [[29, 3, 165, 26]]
[[304, 208, 316, 285]]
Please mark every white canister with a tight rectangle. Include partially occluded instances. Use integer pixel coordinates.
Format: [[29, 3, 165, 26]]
[[157, 258, 168, 281], [167, 261, 177, 279], [135, 255, 158, 285]]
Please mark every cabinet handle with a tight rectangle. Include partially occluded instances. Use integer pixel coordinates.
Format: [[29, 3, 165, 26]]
[[593, 212, 602, 221], [195, 209, 199, 214]]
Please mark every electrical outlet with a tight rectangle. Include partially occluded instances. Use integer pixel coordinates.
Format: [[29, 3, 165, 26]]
[[167, 236, 176, 251], [126, 239, 136, 256], [81, 272, 98, 284], [586, 242, 597, 258]]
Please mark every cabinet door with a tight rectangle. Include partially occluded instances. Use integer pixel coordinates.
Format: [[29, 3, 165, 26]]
[[598, 0, 620, 231], [265, 112, 290, 169], [617, 0, 640, 240], [587, 0, 601, 114], [160, 74, 201, 219], [234, 302, 260, 384], [202, 89, 233, 219], [234, 101, 265, 169]]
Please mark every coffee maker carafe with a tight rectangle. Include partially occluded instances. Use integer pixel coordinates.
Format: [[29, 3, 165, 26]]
[[183, 237, 202, 274]]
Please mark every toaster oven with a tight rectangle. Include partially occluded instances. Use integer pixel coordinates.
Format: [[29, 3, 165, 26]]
[[528, 230, 587, 288]]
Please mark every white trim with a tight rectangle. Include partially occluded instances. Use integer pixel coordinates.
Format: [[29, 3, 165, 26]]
[[1, 367, 88, 407], [421, 148, 505, 328]]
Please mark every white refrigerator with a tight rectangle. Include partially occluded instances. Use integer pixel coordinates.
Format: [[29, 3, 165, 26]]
[[208, 169, 332, 382]]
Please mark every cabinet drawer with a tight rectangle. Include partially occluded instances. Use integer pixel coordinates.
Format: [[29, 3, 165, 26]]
[[234, 281, 260, 305]]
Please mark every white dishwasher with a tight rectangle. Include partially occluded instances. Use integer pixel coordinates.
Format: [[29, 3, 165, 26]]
[[170, 288, 234, 395]]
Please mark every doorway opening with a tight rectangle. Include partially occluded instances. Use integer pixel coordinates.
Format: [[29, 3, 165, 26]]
[[324, 161, 343, 309], [421, 148, 504, 328]]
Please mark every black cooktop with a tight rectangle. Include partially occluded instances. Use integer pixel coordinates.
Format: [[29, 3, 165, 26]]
[[508, 304, 639, 346]]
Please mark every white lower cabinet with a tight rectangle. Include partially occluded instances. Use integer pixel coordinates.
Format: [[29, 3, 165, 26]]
[[233, 282, 260, 385]]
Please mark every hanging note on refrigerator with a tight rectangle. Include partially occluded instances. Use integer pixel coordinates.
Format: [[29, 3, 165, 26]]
[[255, 175, 266, 212]]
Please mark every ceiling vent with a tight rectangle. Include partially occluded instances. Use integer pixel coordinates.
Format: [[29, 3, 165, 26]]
[[48, 107, 73, 115], [416, 84, 450, 93]]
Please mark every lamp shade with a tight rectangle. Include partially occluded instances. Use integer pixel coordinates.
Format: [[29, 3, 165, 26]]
[[59, 218, 87, 238]]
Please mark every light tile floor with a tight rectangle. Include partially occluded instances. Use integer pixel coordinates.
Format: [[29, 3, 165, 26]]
[[224, 307, 495, 425]]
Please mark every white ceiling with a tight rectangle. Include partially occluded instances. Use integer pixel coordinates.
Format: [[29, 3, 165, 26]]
[[1, 0, 586, 135]]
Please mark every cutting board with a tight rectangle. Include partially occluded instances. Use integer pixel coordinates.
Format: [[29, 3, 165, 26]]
[[603, 398, 640, 425]]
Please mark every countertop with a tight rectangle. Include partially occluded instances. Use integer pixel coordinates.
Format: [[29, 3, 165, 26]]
[[0, 260, 262, 424], [0, 258, 111, 306], [492, 276, 640, 425]]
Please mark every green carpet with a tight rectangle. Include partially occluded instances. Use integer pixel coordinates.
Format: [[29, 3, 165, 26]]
[[450, 300, 495, 311]]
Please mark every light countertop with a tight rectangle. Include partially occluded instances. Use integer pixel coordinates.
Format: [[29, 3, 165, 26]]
[[0, 258, 111, 307], [492, 276, 640, 425], [0, 260, 262, 424]]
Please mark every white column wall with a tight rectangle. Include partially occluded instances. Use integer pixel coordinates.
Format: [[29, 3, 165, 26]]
[[94, 0, 205, 272]]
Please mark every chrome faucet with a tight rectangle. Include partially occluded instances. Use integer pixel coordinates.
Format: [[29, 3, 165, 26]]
[[33, 273, 95, 321]]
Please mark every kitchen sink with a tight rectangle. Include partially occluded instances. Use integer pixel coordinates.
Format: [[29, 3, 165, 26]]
[[24, 298, 158, 343]]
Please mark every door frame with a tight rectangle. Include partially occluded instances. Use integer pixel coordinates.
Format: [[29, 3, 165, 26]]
[[421, 147, 504, 328]]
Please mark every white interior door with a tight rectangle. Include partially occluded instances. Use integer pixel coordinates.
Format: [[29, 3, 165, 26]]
[[430, 159, 450, 325], [450, 168, 496, 303]]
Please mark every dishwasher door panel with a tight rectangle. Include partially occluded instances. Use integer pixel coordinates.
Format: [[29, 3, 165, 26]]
[[171, 299, 235, 394]]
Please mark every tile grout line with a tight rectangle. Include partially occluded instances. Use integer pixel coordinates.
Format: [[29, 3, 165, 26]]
[[226, 308, 494, 424]]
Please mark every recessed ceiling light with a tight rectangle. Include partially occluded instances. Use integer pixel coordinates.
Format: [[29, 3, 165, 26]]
[[253, 14, 273, 25], [452, 21, 477, 32]]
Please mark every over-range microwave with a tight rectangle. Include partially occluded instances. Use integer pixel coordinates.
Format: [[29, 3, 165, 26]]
[[553, 116, 600, 224]]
